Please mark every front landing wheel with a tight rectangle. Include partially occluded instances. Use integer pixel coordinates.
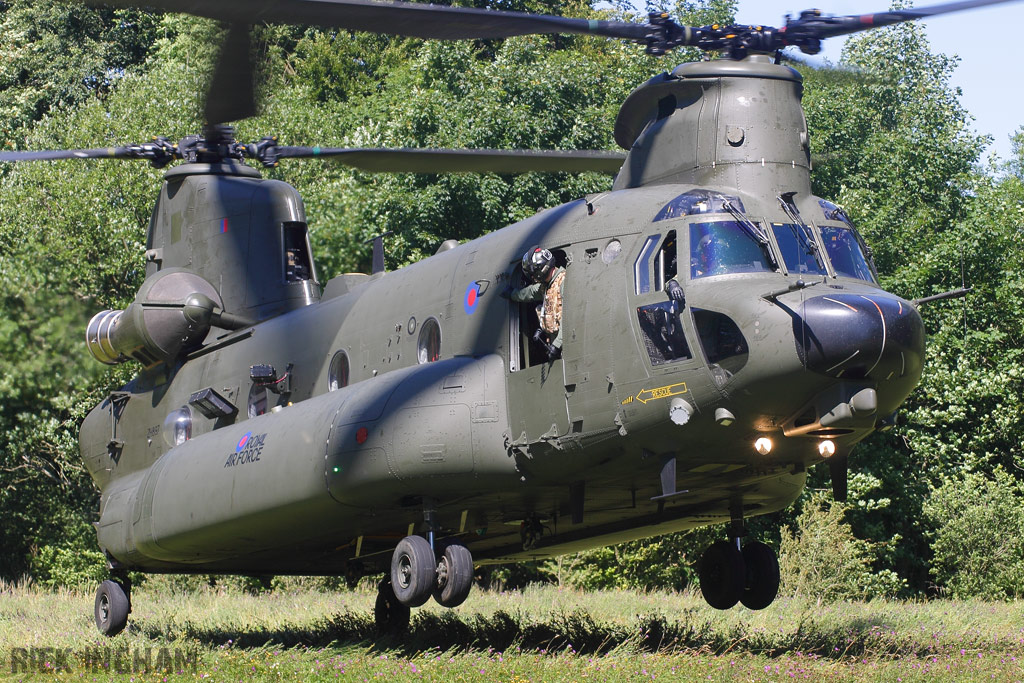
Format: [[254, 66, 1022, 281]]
[[95, 580, 130, 636], [698, 540, 745, 610], [741, 541, 780, 610]]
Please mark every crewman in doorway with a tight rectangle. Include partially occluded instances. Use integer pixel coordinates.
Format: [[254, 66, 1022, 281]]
[[506, 246, 566, 360]]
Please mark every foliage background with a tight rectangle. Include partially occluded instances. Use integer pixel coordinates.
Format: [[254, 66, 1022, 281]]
[[1, 0, 1022, 599]]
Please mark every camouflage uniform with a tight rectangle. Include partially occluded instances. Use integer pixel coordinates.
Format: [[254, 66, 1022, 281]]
[[509, 266, 566, 351]]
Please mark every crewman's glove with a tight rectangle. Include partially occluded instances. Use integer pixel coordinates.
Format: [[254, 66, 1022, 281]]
[[666, 279, 685, 305]]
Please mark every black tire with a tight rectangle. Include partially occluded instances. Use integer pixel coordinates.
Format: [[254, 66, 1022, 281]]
[[390, 535, 436, 607], [432, 543, 473, 608], [740, 541, 780, 610], [374, 578, 411, 634], [94, 580, 130, 636], [698, 540, 745, 610]]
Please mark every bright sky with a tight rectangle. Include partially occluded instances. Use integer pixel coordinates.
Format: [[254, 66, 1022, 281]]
[[733, 0, 1024, 164]]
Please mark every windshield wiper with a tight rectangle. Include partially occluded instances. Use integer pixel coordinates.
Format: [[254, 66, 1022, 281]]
[[778, 192, 825, 270], [721, 199, 779, 271]]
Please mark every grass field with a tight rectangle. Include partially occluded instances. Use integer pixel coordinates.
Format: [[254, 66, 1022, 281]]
[[2, 580, 1023, 681]]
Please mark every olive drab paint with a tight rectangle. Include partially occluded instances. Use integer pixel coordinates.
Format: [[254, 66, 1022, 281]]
[[76, 56, 924, 599]]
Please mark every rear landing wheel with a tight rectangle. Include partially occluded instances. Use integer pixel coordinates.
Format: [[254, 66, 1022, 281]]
[[433, 542, 473, 608], [94, 579, 130, 636], [698, 540, 745, 610], [374, 578, 411, 634], [390, 535, 436, 607]]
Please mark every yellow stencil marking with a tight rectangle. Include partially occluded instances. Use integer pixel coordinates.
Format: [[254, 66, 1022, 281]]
[[633, 382, 688, 405]]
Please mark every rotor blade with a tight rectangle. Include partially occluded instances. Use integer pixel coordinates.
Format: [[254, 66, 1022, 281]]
[[89, 0, 650, 42], [828, 454, 849, 503], [0, 147, 138, 162], [274, 147, 626, 173], [205, 23, 256, 125], [786, 0, 1022, 41]]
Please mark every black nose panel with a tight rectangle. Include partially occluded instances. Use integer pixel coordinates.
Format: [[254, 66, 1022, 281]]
[[799, 294, 924, 381]]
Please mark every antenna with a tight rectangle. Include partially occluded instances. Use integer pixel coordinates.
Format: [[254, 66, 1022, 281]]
[[367, 231, 395, 275]]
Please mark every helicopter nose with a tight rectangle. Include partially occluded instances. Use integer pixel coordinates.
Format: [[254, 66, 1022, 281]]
[[799, 293, 924, 382]]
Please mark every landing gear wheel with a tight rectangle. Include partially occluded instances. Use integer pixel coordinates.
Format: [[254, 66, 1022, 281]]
[[740, 541, 780, 610], [94, 579, 130, 636], [432, 543, 473, 608], [698, 540, 745, 610], [374, 578, 411, 634], [390, 535, 436, 607]]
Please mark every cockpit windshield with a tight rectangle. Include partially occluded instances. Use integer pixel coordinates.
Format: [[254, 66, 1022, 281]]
[[690, 221, 774, 279], [770, 223, 826, 276], [821, 226, 877, 282]]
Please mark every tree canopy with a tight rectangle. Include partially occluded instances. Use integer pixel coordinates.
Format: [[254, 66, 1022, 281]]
[[0, 0, 1021, 598]]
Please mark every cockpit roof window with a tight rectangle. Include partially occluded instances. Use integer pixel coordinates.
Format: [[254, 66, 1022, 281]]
[[821, 225, 877, 283], [654, 190, 745, 222], [690, 221, 774, 279], [770, 223, 827, 276]]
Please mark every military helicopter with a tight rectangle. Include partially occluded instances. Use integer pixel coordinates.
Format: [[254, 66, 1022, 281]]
[[0, 0, 997, 637]]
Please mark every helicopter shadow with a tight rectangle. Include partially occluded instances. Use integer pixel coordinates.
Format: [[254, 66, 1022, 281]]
[[133, 607, 924, 659]]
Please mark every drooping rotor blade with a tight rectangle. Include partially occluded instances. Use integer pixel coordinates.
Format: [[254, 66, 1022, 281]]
[[269, 147, 627, 173], [0, 147, 136, 162], [89, 0, 652, 42], [0, 140, 177, 165], [205, 23, 256, 125], [785, 0, 1021, 42]]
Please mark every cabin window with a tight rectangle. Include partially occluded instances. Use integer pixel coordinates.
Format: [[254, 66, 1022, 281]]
[[633, 234, 660, 295], [692, 308, 749, 386], [636, 301, 691, 366], [283, 221, 314, 283], [770, 223, 826, 276], [417, 317, 441, 364], [328, 350, 350, 390], [821, 226, 877, 283], [690, 221, 773, 278]]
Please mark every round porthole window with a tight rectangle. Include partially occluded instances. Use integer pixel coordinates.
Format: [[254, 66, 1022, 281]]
[[328, 350, 349, 391], [162, 406, 192, 447], [603, 238, 622, 264], [248, 384, 268, 418], [417, 317, 441, 364]]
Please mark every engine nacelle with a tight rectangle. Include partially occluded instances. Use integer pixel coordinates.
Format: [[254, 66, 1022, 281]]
[[85, 269, 223, 366]]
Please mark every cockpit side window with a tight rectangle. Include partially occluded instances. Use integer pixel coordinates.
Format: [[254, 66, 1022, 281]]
[[633, 234, 661, 295], [821, 226, 877, 283], [653, 230, 677, 292], [690, 221, 773, 279], [637, 300, 691, 365]]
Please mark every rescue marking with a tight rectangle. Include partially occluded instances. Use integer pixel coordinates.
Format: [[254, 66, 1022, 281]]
[[624, 382, 689, 405], [463, 281, 483, 315]]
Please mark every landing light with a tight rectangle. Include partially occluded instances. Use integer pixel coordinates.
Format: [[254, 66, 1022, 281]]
[[818, 440, 836, 458], [754, 437, 772, 455]]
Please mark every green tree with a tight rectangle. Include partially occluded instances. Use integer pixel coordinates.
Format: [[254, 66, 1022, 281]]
[[794, 18, 1003, 595], [0, 1, 163, 148], [924, 469, 1024, 599], [779, 492, 904, 602]]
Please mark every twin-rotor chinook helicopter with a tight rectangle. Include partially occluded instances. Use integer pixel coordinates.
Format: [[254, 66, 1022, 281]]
[[1, 0, 996, 637]]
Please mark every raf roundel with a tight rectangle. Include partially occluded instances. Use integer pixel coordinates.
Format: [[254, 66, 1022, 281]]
[[463, 281, 483, 315], [236, 432, 252, 452]]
